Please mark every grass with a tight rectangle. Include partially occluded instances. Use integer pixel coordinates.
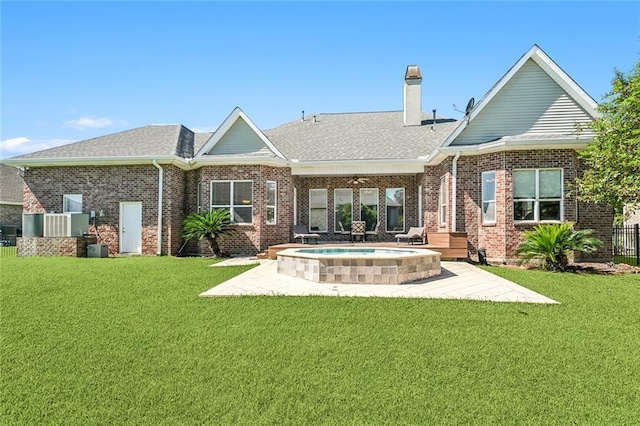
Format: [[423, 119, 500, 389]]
[[1, 256, 639, 424]]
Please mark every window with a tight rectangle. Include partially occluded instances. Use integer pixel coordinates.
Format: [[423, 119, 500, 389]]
[[210, 180, 253, 224], [196, 181, 203, 213], [360, 188, 379, 231], [438, 177, 447, 226], [334, 189, 353, 232], [266, 181, 277, 225], [385, 188, 404, 232], [482, 171, 496, 223], [309, 189, 328, 232], [513, 169, 563, 222], [63, 194, 82, 213]]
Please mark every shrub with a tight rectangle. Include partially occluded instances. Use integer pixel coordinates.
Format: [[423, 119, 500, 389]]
[[182, 209, 233, 257], [515, 223, 603, 271]]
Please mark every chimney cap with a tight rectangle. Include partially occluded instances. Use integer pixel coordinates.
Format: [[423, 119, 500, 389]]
[[404, 65, 422, 80]]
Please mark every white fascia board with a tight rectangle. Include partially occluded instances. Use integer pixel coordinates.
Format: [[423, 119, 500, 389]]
[[429, 139, 590, 164], [0, 201, 24, 206], [290, 159, 426, 176], [190, 156, 289, 169], [2, 155, 190, 169], [194, 107, 287, 160]]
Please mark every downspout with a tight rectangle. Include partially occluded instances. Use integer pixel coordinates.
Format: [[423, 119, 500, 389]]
[[152, 160, 163, 255], [451, 151, 461, 232]]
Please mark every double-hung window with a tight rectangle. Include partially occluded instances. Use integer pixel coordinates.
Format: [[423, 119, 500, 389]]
[[513, 169, 563, 222], [266, 181, 277, 225], [334, 189, 353, 232], [385, 188, 405, 232], [63, 194, 82, 213], [360, 188, 379, 231], [482, 171, 496, 224], [309, 189, 328, 232], [211, 180, 253, 224], [438, 177, 447, 226]]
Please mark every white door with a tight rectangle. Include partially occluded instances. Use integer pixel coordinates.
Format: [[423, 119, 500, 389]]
[[120, 202, 142, 254]]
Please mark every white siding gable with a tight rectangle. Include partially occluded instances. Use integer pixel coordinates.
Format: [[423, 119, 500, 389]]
[[205, 117, 274, 156], [452, 59, 593, 146]]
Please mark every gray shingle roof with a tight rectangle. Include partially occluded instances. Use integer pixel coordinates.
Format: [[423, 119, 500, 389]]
[[9, 125, 192, 160], [264, 111, 458, 161], [193, 132, 213, 156], [0, 164, 24, 203]]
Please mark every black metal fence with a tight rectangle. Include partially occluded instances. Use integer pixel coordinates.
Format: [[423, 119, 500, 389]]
[[0, 225, 18, 247], [613, 224, 640, 265]]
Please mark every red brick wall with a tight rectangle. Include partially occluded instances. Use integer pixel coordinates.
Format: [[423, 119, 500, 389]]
[[197, 165, 293, 255], [450, 149, 612, 263], [22, 165, 168, 255]]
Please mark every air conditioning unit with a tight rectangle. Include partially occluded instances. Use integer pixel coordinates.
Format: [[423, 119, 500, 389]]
[[43, 213, 89, 237], [87, 244, 109, 258]]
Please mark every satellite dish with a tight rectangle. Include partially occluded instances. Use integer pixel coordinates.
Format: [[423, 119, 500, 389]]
[[465, 97, 475, 115]]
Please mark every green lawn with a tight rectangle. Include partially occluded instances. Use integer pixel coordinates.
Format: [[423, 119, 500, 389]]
[[2, 256, 639, 424]]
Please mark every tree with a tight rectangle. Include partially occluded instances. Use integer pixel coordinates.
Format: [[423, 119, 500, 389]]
[[182, 209, 233, 257], [577, 59, 640, 223], [515, 223, 603, 272]]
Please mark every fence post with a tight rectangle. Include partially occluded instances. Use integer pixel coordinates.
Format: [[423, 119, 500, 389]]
[[635, 223, 639, 266]]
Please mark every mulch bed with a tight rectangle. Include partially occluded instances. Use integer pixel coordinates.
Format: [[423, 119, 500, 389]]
[[495, 262, 640, 275]]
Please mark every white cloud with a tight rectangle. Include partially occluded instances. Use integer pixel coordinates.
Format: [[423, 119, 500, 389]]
[[0, 137, 74, 159], [64, 116, 114, 130]]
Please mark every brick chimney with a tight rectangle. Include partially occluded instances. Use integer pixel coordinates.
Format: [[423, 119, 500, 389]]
[[403, 65, 422, 126]]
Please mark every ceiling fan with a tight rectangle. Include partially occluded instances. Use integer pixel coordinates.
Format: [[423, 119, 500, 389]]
[[348, 176, 370, 185]]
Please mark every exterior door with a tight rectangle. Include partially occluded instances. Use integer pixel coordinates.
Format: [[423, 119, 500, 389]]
[[120, 202, 142, 254]]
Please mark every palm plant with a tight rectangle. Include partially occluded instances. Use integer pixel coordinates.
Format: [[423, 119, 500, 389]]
[[515, 223, 603, 271], [182, 209, 233, 257]]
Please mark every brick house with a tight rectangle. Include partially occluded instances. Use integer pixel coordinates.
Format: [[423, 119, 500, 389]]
[[3, 45, 613, 262], [0, 164, 25, 239]]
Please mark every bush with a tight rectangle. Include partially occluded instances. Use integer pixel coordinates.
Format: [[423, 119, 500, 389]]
[[515, 223, 603, 271]]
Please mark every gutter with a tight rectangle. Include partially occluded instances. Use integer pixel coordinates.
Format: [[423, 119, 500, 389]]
[[451, 151, 461, 232], [152, 160, 163, 256]]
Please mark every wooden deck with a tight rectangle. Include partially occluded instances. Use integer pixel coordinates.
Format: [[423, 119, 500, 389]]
[[263, 232, 468, 261]]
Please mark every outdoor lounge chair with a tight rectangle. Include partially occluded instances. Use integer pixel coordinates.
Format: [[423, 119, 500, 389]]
[[293, 225, 320, 244], [338, 222, 351, 242], [365, 221, 380, 242], [395, 227, 425, 245]]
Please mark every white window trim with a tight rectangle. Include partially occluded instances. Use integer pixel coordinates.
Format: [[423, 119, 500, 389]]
[[513, 168, 564, 223], [63, 194, 82, 213], [309, 188, 328, 233], [385, 187, 405, 233], [196, 181, 203, 213], [482, 171, 496, 224], [334, 188, 353, 232], [439, 177, 447, 227], [266, 180, 277, 225], [210, 180, 254, 224]]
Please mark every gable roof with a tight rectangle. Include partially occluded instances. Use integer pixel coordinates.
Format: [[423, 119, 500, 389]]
[[264, 111, 458, 161], [195, 107, 286, 160], [442, 44, 598, 148], [0, 164, 24, 204]]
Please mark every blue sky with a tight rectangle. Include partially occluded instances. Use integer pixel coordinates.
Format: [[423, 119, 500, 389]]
[[1, 1, 638, 159]]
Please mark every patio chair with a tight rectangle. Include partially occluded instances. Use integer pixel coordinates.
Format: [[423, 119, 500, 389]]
[[338, 222, 351, 242], [351, 221, 366, 242], [293, 225, 320, 244], [365, 221, 380, 242], [395, 227, 425, 245]]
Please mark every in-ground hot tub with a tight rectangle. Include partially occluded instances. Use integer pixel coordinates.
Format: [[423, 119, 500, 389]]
[[277, 247, 441, 285]]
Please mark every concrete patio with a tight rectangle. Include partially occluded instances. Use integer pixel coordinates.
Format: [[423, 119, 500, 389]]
[[201, 258, 559, 304]]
